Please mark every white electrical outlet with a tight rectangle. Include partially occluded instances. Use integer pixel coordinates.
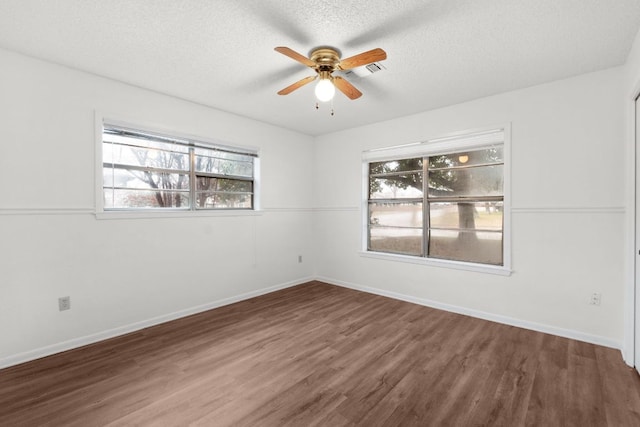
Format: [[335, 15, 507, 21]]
[[58, 296, 71, 311], [589, 292, 601, 306]]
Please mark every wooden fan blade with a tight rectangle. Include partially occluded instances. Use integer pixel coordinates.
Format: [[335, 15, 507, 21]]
[[277, 75, 317, 95], [338, 48, 387, 70], [274, 47, 316, 68], [333, 76, 362, 100]]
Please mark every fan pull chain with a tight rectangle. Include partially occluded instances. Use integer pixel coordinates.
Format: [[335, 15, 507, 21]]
[[314, 101, 335, 116]]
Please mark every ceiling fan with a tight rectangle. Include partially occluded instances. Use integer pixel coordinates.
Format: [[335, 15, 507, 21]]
[[275, 46, 387, 102]]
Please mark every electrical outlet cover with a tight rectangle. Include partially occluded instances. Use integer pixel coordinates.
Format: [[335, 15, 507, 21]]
[[58, 296, 71, 311]]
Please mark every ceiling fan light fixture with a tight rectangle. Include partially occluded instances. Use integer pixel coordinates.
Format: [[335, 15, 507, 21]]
[[275, 46, 385, 101], [315, 78, 335, 102]]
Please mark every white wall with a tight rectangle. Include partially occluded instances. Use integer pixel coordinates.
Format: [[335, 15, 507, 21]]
[[626, 29, 640, 91], [0, 48, 315, 368], [313, 67, 626, 348]]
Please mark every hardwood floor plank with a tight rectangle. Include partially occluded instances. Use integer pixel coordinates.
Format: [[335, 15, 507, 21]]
[[524, 335, 570, 426], [476, 328, 542, 426], [1, 281, 639, 426]]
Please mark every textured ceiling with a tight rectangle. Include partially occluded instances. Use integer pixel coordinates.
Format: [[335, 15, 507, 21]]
[[1, 0, 640, 136]]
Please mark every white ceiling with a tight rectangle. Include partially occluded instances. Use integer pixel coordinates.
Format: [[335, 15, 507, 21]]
[[1, 0, 640, 136]]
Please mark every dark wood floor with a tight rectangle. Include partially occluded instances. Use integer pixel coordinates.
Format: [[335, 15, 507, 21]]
[[2, 281, 640, 426]]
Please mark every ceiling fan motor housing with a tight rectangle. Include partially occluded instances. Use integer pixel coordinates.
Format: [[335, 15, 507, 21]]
[[310, 48, 341, 72]]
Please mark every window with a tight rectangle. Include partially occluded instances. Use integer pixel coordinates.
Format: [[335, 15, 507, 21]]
[[102, 123, 257, 211], [364, 128, 508, 269]]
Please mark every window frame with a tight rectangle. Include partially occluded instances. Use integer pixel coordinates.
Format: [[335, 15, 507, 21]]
[[95, 115, 261, 219], [361, 125, 511, 276]]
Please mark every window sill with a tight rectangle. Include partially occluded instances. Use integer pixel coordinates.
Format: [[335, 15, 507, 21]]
[[358, 251, 512, 276], [95, 209, 264, 220]]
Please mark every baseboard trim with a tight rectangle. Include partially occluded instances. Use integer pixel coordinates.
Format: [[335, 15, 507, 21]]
[[317, 276, 621, 351], [0, 277, 313, 370]]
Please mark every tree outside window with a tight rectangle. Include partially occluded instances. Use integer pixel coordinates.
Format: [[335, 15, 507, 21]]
[[102, 125, 255, 211], [367, 146, 504, 266]]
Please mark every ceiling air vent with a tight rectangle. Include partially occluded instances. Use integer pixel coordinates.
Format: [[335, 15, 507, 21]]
[[343, 62, 387, 79], [366, 62, 384, 73]]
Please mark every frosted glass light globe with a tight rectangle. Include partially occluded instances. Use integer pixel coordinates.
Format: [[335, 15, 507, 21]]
[[315, 79, 335, 102]]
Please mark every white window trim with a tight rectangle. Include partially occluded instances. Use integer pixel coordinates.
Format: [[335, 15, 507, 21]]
[[94, 111, 261, 219], [360, 124, 512, 276]]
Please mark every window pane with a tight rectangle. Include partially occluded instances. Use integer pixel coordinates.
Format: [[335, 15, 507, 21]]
[[196, 177, 252, 192], [103, 141, 189, 171], [369, 227, 423, 256], [428, 165, 503, 197], [370, 173, 423, 199], [428, 147, 503, 169], [196, 177, 252, 209], [429, 202, 503, 231], [369, 201, 422, 256], [103, 129, 190, 153], [369, 202, 422, 228], [195, 148, 253, 177], [195, 193, 252, 209], [103, 189, 189, 209], [370, 158, 422, 174], [195, 147, 253, 164], [429, 229, 502, 265], [103, 169, 189, 190]]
